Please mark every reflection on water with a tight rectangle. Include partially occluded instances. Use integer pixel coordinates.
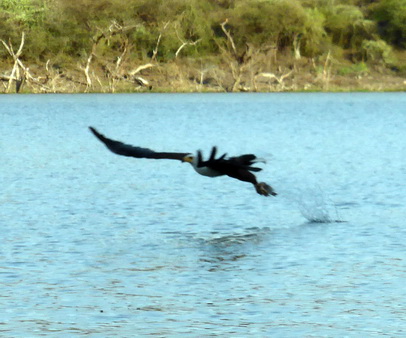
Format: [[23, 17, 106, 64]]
[[1, 93, 405, 336], [196, 228, 271, 271]]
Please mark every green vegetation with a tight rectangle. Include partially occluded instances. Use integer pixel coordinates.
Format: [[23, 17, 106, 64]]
[[338, 62, 369, 76], [0, 0, 405, 93]]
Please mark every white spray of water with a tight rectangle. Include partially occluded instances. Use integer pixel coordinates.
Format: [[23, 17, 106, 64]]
[[277, 183, 342, 223]]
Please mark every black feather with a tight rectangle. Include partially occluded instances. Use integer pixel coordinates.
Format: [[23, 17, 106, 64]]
[[89, 127, 188, 160], [197, 150, 204, 167]]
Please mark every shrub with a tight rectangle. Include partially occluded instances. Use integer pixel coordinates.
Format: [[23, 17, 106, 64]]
[[301, 8, 329, 57], [361, 39, 394, 64], [227, 0, 307, 51], [323, 4, 376, 49], [372, 0, 406, 48], [338, 62, 369, 76]]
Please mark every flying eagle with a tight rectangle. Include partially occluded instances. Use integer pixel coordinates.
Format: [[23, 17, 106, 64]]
[[89, 127, 277, 197]]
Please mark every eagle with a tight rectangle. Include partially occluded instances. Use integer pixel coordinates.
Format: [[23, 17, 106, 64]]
[[89, 127, 277, 197]]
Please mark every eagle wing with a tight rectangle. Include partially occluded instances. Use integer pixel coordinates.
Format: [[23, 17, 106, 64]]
[[200, 146, 263, 173], [197, 147, 265, 186], [89, 127, 189, 160]]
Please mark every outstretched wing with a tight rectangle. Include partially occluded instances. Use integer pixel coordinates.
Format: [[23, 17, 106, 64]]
[[199, 146, 263, 172], [89, 127, 189, 160], [196, 146, 227, 168], [228, 154, 263, 172]]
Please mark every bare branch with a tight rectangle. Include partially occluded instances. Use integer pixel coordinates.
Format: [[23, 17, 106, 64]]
[[84, 53, 93, 91], [1, 39, 13, 56], [322, 50, 332, 90], [0, 74, 17, 81], [175, 39, 201, 58], [0, 33, 27, 92], [255, 69, 293, 91], [129, 63, 155, 76], [220, 19, 237, 57], [293, 33, 301, 60], [16, 32, 25, 57], [174, 24, 201, 58], [79, 49, 95, 92], [134, 76, 150, 88], [279, 69, 294, 83], [45, 59, 51, 72], [116, 50, 125, 70], [151, 22, 169, 62]]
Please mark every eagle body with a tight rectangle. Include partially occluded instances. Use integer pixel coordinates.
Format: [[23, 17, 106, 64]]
[[191, 163, 223, 177], [89, 127, 276, 197]]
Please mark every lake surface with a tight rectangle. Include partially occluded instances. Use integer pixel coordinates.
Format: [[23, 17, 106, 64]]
[[1, 93, 405, 336]]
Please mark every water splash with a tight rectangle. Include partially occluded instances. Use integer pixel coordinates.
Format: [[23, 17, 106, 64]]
[[297, 194, 334, 223], [283, 185, 342, 223]]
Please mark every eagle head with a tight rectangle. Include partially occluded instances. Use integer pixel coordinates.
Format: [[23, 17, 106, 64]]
[[182, 154, 195, 164]]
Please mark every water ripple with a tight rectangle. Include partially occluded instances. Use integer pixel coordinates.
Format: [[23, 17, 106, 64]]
[[1, 93, 405, 336]]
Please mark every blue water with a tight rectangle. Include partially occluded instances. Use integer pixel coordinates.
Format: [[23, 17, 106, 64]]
[[1, 93, 405, 336]]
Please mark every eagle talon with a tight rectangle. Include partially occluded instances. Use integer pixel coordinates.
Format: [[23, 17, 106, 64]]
[[255, 182, 277, 197]]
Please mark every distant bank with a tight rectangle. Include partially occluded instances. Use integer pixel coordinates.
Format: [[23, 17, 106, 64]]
[[1, 60, 405, 94]]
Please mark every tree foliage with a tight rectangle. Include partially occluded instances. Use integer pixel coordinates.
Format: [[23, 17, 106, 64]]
[[227, 0, 307, 50], [0, 0, 404, 67], [372, 0, 406, 48]]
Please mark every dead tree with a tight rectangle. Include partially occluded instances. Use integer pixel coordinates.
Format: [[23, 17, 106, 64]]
[[1, 33, 50, 93], [45, 60, 63, 93], [80, 21, 137, 92], [174, 24, 201, 58], [254, 70, 294, 91], [109, 43, 128, 92], [293, 33, 302, 60], [80, 50, 94, 92], [129, 63, 154, 90], [151, 22, 169, 62], [1, 33, 26, 93], [322, 50, 332, 91], [219, 19, 260, 92]]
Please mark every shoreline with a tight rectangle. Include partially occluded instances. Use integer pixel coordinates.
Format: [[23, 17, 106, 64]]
[[1, 60, 405, 94]]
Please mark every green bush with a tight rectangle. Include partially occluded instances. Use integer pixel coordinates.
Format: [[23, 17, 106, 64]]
[[372, 0, 406, 48], [323, 4, 375, 49], [0, 0, 45, 27], [301, 8, 329, 57], [361, 39, 394, 64], [338, 62, 369, 76], [227, 0, 307, 50]]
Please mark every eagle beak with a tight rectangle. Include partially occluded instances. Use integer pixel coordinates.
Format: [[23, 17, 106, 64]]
[[182, 155, 193, 163]]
